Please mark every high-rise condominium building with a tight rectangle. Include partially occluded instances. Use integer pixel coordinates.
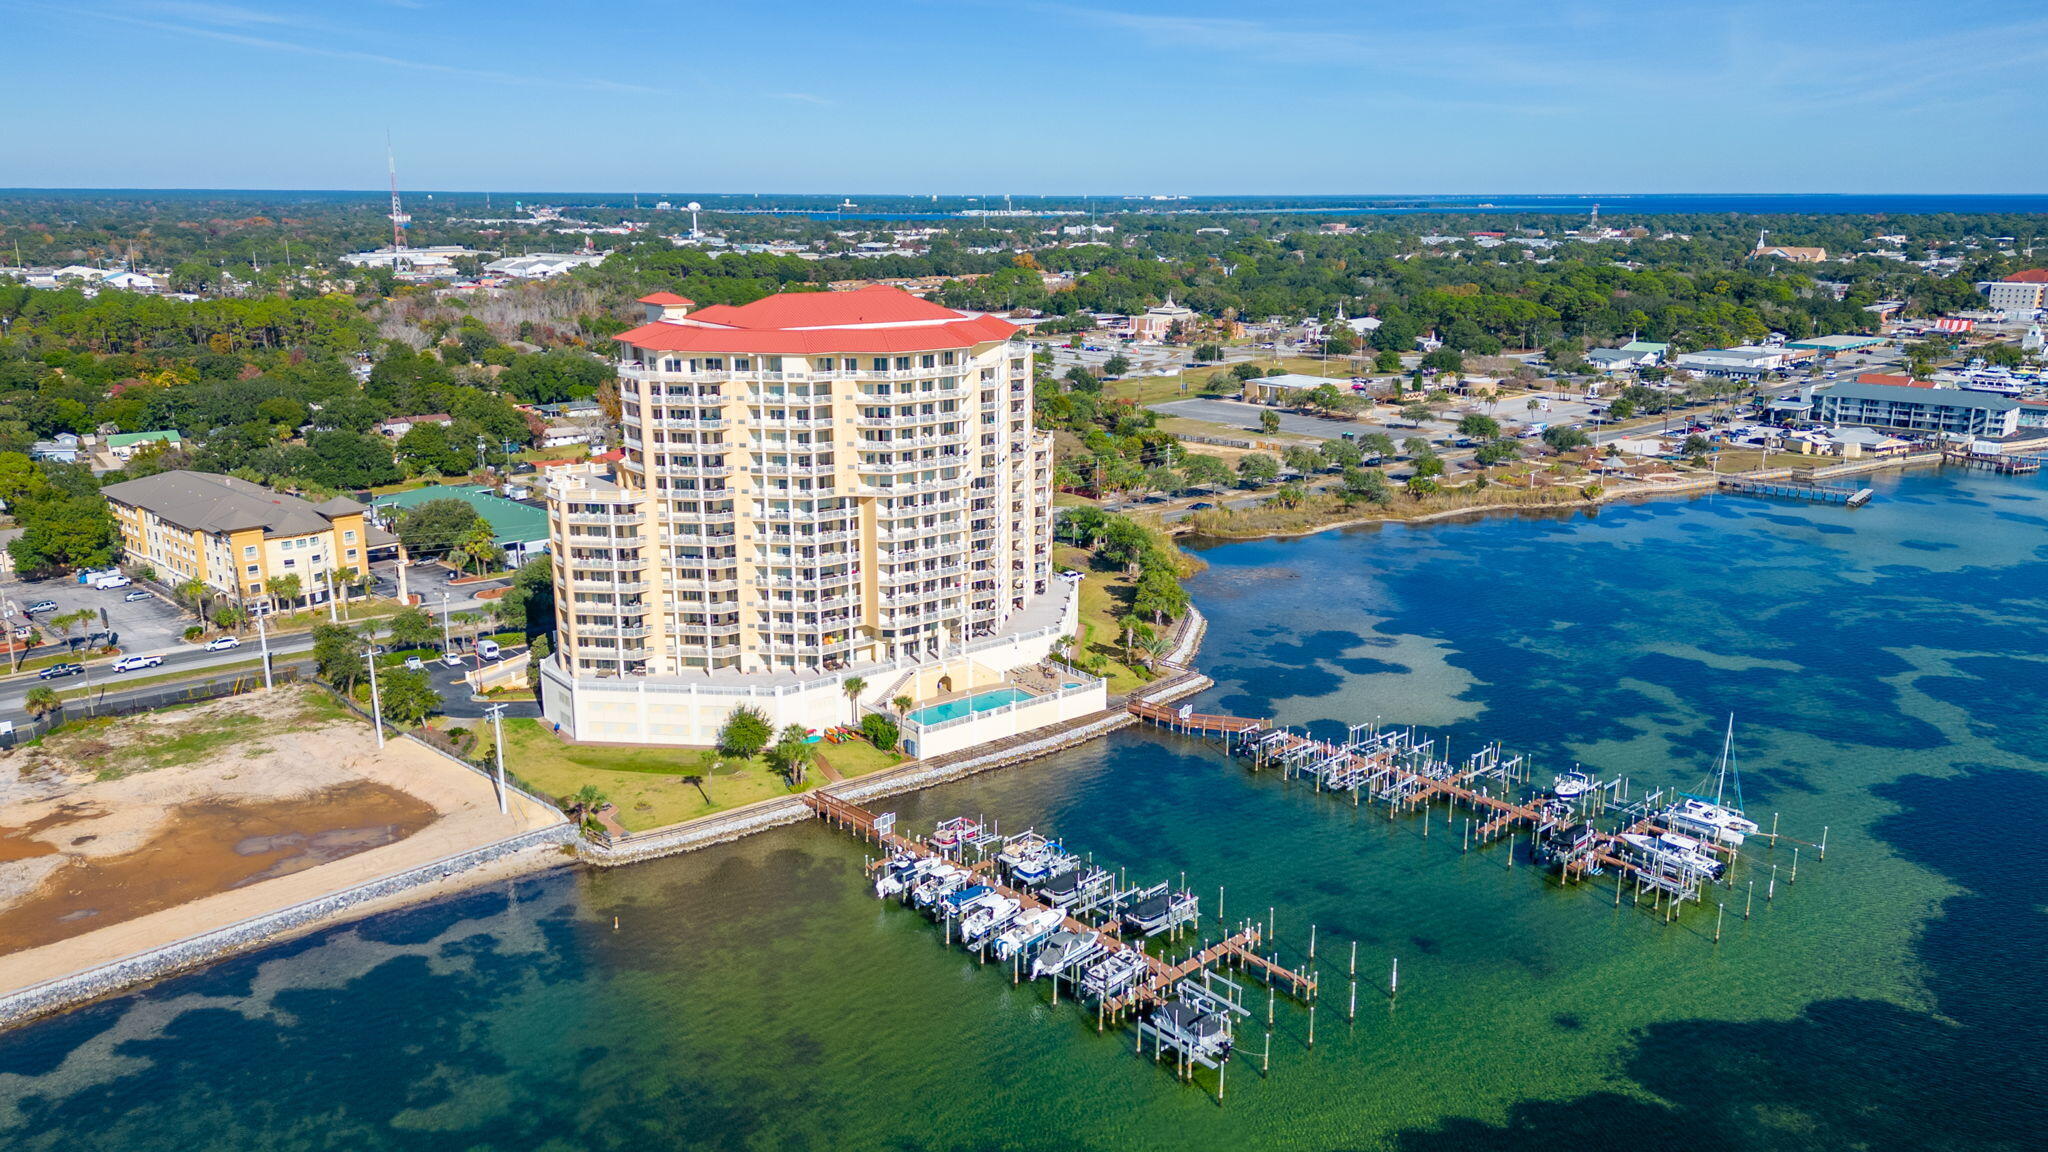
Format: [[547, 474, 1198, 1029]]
[[544, 285, 1056, 686]]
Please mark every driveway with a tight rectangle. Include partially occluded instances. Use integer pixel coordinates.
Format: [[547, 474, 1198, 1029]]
[[1, 575, 194, 653], [423, 645, 541, 720]]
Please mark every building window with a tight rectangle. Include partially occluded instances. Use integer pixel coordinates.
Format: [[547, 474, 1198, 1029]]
[[343, 530, 357, 543], [871, 357, 888, 370], [243, 545, 256, 558], [246, 564, 259, 575]]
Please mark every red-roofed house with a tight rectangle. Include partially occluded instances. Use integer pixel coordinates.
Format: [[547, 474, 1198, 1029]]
[[536, 284, 1075, 751], [1986, 270, 2048, 315], [1857, 373, 1928, 388]]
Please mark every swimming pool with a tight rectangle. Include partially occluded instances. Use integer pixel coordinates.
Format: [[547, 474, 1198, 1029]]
[[906, 687, 1033, 726]]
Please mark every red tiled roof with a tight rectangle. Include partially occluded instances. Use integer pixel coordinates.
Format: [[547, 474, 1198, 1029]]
[[614, 285, 1017, 354], [1857, 373, 1925, 387], [638, 291, 695, 305], [685, 284, 967, 329], [2001, 269, 2048, 284]]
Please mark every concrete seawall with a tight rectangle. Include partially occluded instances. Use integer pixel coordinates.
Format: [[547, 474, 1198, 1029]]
[[0, 825, 576, 1031]]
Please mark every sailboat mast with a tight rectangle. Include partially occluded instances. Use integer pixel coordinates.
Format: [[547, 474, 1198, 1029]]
[[1716, 714, 1734, 807]]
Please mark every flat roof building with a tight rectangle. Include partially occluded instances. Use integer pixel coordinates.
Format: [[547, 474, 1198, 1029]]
[[370, 483, 551, 562], [1984, 269, 2048, 316], [1816, 381, 2021, 438], [1786, 334, 1885, 353]]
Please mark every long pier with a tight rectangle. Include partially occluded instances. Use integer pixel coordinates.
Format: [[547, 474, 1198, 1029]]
[[1719, 474, 1873, 506], [1128, 702, 1822, 925]]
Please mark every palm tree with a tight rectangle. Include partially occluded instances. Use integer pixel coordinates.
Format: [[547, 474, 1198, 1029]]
[[330, 566, 359, 617], [840, 675, 867, 725], [23, 686, 61, 721], [892, 695, 914, 715], [1136, 629, 1174, 670], [768, 723, 817, 787], [1118, 613, 1149, 663], [176, 579, 209, 624], [458, 521, 499, 575], [265, 574, 302, 614], [567, 784, 609, 833]]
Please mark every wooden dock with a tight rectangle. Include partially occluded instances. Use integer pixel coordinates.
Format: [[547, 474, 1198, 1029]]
[[1943, 449, 2044, 475], [802, 790, 1316, 1022], [1129, 700, 1265, 736], [1719, 475, 1873, 506]]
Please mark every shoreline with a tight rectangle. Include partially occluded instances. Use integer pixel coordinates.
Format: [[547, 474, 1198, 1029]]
[[1170, 452, 1944, 543], [0, 451, 1949, 1032]]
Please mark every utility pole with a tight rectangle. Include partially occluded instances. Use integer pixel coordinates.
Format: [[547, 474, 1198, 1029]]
[[440, 592, 452, 655], [256, 613, 273, 690], [364, 651, 385, 748], [486, 703, 508, 814]]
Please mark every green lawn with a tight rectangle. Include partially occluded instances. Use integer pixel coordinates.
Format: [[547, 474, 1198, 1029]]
[[483, 718, 911, 832], [1054, 544, 1151, 695]]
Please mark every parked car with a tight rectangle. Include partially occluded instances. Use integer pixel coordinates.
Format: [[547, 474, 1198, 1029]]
[[1190, 502, 1216, 510], [111, 654, 163, 673], [404, 656, 425, 671], [123, 590, 152, 602], [25, 600, 58, 615], [441, 651, 465, 667], [93, 575, 132, 589], [37, 663, 83, 679], [204, 636, 241, 651]]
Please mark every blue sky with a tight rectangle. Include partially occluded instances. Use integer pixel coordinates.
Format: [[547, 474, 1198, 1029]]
[[8, 0, 2048, 193]]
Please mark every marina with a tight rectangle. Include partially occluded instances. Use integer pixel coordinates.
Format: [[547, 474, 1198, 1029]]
[[1130, 703, 1824, 926], [804, 791, 1319, 1097]]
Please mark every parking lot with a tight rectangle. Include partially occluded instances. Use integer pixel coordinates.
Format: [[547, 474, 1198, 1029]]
[[1, 575, 194, 655]]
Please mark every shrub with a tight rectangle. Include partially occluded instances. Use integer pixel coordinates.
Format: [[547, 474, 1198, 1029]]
[[718, 704, 773, 758], [183, 625, 204, 641], [861, 713, 900, 751]]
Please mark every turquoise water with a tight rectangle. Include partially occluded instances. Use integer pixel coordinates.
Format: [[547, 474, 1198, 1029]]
[[907, 686, 1032, 725], [2, 467, 2044, 1150]]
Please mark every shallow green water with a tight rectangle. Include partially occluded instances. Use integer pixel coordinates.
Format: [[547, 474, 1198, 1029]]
[[2, 467, 2044, 1150]]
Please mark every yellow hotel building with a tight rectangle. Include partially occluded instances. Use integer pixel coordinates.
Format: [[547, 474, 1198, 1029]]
[[100, 470, 371, 610]]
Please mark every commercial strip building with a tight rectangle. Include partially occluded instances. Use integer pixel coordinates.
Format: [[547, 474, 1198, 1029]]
[[1815, 380, 2022, 438], [1785, 334, 1885, 354], [101, 470, 371, 610], [1241, 372, 1341, 404], [537, 285, 1089, 750]]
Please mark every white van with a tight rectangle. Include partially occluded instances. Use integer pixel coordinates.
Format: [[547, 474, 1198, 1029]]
[[93, 574, 133, 589], [476, 639, 502, 661]]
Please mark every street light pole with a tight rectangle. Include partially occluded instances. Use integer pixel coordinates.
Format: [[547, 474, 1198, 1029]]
[[486, 702, 508, 814], [364, 650, 385, 749], [256, 613, 273, 690], [439, 592, 451, 655]]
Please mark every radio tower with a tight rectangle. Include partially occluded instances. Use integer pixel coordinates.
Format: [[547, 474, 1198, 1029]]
[[386, 138, 411, 251]]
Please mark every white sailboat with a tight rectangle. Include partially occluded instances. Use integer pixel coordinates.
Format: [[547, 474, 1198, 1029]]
[[1662, 715, 1761, 847]]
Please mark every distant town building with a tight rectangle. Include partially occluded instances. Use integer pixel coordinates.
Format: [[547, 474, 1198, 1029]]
[[1241, 373, 1340, 404], [102, 471, 370, 609], [376, 414, 455, 438], [1785, 334, 1885, 354], [1674, 347, 1793, 379], [1129, 296, 1199, 342], [370, 483, 550, 564], [340, 246, 491, 274], [1983, 269, 2048, 316], [105, 429, 182, 461], [483, 252, 607, 279], [1756, 244, 1829, 263]]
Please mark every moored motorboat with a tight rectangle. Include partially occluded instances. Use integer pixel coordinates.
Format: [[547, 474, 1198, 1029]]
[[1552, 770, 1597, 801], [992, 908, 1064, 961], [1147, 998, 1234, 1064], [1030, 929, 1103, 979]]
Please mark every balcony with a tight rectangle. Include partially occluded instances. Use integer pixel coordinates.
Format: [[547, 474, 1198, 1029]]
[[565, 556, 645, 572], [562, 510, 642, 525]]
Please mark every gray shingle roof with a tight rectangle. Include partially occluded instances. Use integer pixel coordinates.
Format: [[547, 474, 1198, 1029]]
[[100, 471, 364, 538], [1821, 381, 2021, 411]]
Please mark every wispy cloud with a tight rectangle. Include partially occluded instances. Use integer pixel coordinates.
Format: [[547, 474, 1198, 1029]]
[[137, 2, 293, 27], [39, 3, 672, 96], [770, 92, 833, 106]]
